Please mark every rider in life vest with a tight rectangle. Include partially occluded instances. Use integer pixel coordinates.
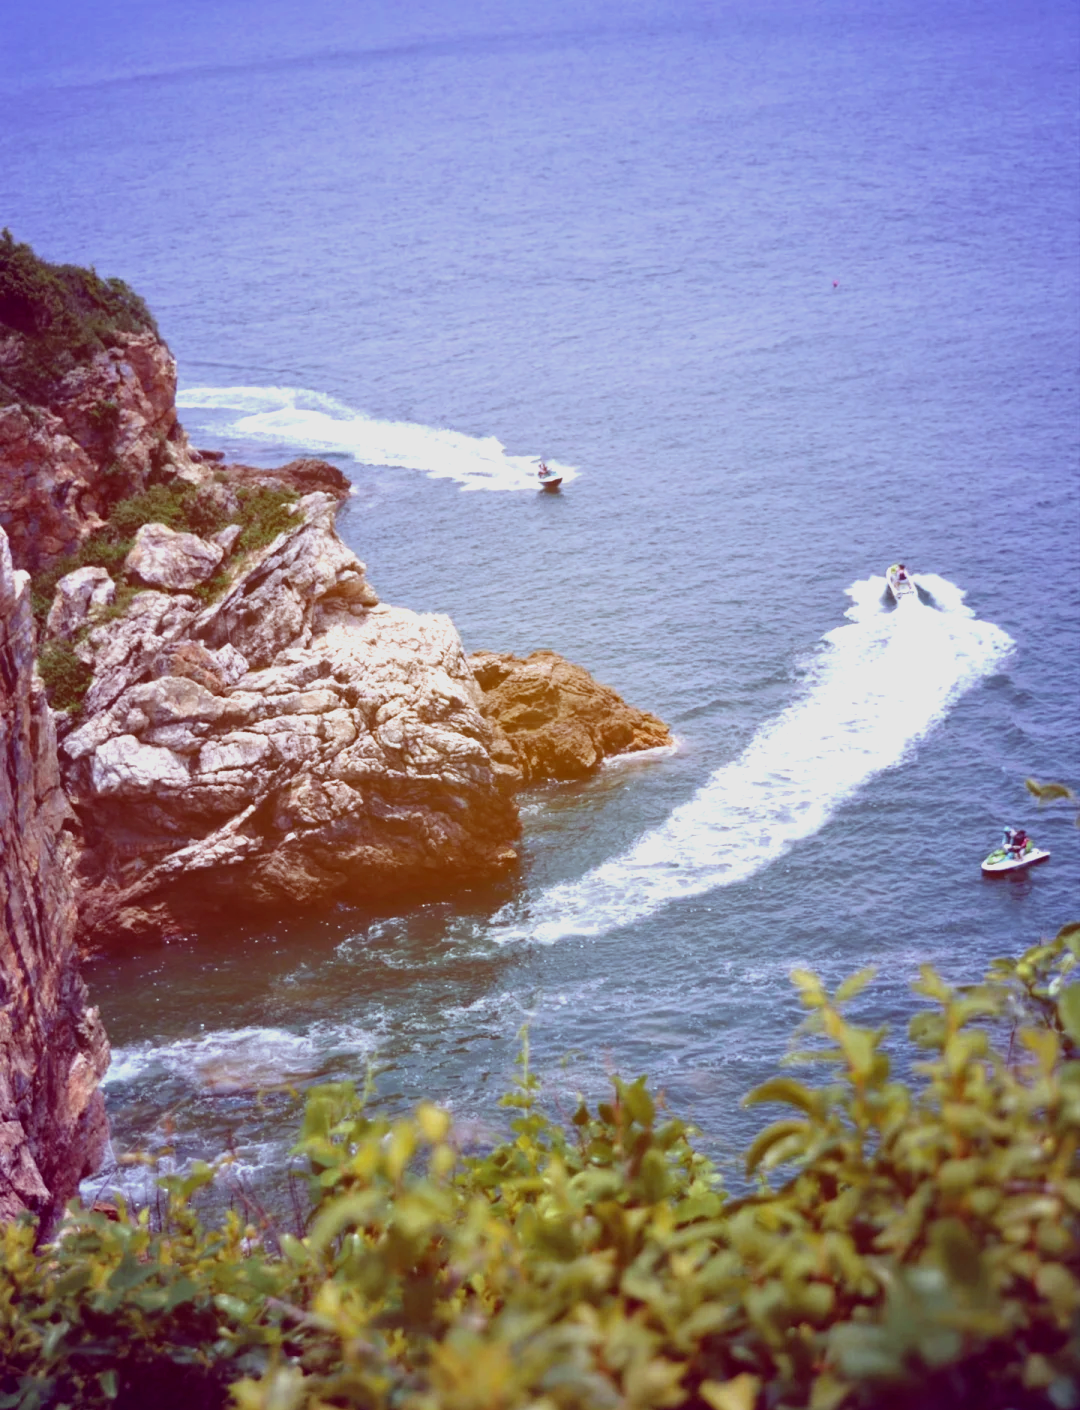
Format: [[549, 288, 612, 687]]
[[1002, 827, 1029, 859]]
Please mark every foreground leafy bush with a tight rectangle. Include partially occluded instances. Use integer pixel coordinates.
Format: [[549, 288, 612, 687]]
[[2, 930, 1078, 1410]]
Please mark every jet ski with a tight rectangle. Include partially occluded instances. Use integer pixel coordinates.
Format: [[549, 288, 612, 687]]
[[537, 462, 563, 493], [981, 829, 1050, 875], [886, 563, 917, 602]]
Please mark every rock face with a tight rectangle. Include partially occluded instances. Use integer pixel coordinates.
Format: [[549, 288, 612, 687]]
[[0, 330, 201, 574], [59, 496, 520, 946], [221, 457, 353, 502], [0, 526, 109, 1231], [45, 565, 116, 640], [124, 521, 225, 590], [469, 650, 672, 784]]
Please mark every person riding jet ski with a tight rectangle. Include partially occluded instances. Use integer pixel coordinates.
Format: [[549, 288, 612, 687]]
[[1002, 826, 1030, 859], [983, 826, 1049, 875]]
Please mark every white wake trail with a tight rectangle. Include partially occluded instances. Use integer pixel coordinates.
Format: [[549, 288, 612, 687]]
[[176, 385, 577, 492], [500, 575, 1012, 944]]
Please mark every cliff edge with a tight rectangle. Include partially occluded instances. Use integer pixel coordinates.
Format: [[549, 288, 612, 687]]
[[0, 526, 109, 1230]]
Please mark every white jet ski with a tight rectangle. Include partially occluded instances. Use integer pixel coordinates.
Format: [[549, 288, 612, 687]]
[[886, 563, 917, 602], [981, 833, 1050, 875]]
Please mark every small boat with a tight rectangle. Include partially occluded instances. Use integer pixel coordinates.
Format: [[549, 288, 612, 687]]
[[537, 462, 563, 493], [981, 833, 1051, 875], [886, 562, 917, 602]]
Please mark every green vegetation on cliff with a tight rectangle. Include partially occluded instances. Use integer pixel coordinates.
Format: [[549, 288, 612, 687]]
[[33, 481, 299, 712], [0, 230, 157, 406], [2, 930, 1077, 1410]]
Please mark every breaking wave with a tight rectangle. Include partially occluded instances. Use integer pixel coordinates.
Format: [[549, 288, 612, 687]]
[[496, 574, 1013, 944], [104, 1018, 387, 1093], [176, 384, 578, 492]]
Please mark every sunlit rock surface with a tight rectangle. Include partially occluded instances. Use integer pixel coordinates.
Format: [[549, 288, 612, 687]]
[[60, 495, 520, 946], [45, 565, 116, 640], [124, 521, 225, 590], [470, 649, 672, 784]]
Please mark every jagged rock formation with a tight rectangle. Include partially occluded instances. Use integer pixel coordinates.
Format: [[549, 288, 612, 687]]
[[46, 565, 115, 639], [470, 650, 672, 784], [0, 330, 201, 574], [55, 496, 520, 946], [124, 520, 225, 589], [0, 526, 109, 1230]]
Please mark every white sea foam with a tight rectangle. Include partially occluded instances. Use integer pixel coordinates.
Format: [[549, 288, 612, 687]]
[[497, 575, 1013, 944], [176, 385, 578, 492], [602, 740, 681, 769], [105, 1018, 386, 1092]]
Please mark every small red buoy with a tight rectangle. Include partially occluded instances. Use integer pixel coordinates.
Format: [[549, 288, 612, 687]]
[[832, 280, 839, 288]]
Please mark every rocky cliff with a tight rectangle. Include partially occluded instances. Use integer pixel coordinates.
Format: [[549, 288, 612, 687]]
[[48, 495, 520, 947], [0, 231, 204, 575], [0, 526, 109, 1230]]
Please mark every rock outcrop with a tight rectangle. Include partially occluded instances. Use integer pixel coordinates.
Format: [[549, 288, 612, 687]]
[[45, 565, 116, 640], [124, 521, 225, 590], [57, 496, 520, 946], [0, 330, 201, 574], [0, 526, 109, 1231], [470, 650, 672, 784]]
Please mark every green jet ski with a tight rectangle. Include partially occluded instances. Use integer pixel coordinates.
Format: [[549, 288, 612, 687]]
[[982, 827, 1050, 875]]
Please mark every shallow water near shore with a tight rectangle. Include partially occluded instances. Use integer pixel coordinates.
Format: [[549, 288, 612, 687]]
[[3, 0, 1078, 1193]]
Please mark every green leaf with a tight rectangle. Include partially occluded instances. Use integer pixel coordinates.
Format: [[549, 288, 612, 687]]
[[639, 1147, 669, 1203], [1026, 777, 1075, 803], [913, 965, 951, 1003], [836, 967, 877, 1004], [624, 1077, 655, 1128], [107, 1251, 154, 1293], [745, 1118, 810, 1175], [701, 1374, 760, 1410], [1057, 985, 1080, 1044], [743, 1076, 820, 1115], [163, 1277, 199, 1312], [791, 970, 826, 1008], [308, 1191, 381, 1251]]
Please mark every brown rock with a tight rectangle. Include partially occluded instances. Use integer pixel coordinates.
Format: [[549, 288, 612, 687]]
[[0, 526, 109, 1234], [149, 641, 226, 695], [220, 457, 352, 504], [468, 649, 672, 785]]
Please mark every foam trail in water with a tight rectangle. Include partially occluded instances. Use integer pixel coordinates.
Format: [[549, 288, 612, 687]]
[[176, 385, 577, 492], [104, 1018, 386, 1091], [499, 575, 1012, 944]]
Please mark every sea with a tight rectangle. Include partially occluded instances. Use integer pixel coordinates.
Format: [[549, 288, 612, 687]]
[[2, 0, 1078, 1198]]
